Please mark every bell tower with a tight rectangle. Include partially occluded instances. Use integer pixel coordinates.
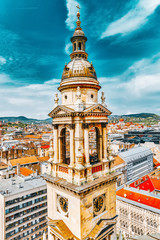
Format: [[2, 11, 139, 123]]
[[44, 6, 118, 240]]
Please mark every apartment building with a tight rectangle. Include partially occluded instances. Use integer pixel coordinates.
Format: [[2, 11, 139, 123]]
[[116, 175, 160, 239], [0, 175, 47, 240], [119, 146, 153, 181]]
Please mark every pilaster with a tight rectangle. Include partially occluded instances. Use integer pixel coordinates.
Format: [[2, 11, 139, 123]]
[[53, 124, 59, 163]]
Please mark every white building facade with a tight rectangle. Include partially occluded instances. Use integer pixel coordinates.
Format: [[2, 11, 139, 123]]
[[0, 176, 47, 240], [116, 188, 160, 239]]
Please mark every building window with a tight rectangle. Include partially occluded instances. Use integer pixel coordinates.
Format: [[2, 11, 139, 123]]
[[91, 94, 94, 99], [78, 42, 81, 50], [65, 95, 67, 100]]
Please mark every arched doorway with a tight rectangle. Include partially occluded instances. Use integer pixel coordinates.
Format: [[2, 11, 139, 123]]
[[89, 127, 100, 164], [61, 128, 70, 165]]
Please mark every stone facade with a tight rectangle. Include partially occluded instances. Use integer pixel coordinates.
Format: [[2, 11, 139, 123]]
[[116, 197, 160, 239]]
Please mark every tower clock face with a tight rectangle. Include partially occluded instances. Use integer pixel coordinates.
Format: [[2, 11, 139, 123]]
[[59, 196, 68, 213], [93, 194, 105, 217], [57, 194, 69, 217]]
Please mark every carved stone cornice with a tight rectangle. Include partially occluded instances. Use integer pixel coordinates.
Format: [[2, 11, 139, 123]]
[[43, 172, 119, 197]]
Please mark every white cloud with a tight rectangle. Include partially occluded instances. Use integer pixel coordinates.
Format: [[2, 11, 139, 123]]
[[65, 42, 72, 55], [0, 73, 12, 83], [101, 0, 160, 38], [121, 74, 160, 97], [0, 77, 61, 119], [0, 56, 6, 65], [99, 53, 160, 115], [65, 0, 80, 30]]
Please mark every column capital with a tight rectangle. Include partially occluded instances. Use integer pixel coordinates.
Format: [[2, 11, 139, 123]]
[[53, 124, 58, 129], [82, 123, 89, 129], [101, 123, 107, 128], [68, 124, 75, 129]]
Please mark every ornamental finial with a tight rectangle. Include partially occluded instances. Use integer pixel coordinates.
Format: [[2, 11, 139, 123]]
[[76, 4, 81, 29]]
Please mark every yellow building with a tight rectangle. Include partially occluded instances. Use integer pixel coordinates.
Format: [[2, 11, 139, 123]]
[[44, 6, 118, 240]]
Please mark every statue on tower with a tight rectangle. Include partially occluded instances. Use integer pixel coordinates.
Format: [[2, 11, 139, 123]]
[[54, 93, 59, 107], [74, 86, 84, 111], [101, 91, 107, 107]]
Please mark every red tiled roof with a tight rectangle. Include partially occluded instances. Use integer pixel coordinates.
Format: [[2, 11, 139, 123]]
[[130, 175, 160, 192], [15, 167, 35, 176], [116, 188, 160, 210]]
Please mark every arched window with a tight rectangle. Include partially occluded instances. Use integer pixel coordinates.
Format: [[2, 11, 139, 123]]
[[74, 43, 76, 51], [61, 128, 70, 165], [89, 127, 100, 164], [78, 42, 81, 50]]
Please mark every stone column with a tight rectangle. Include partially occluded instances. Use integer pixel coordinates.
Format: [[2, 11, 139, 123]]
[[99, 127, 103, 161], [74, 120, 84, 167], [69, 124, 75, 167], [58, 136, 62, 163], [53, 125, 59, 163], [84, 124, 90, 166], [102, 123, 107, 161]]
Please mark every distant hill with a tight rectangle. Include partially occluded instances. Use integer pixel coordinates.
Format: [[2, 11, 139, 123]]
[[0, 113, 159, 124], [0, 116, 52, 124], [123, 113, 159, 118], [110, 113, 160, 119]]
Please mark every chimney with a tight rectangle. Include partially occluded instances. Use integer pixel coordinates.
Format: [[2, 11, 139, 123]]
[[17, 163, 20, 176]]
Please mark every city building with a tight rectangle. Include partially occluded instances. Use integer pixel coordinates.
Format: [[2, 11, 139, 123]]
[[0, 174, 47, 240], [119, 146, 153, 182], [44, 6, 118, 240], [128, 233, 160, 240], [116, 174, 160, 239]]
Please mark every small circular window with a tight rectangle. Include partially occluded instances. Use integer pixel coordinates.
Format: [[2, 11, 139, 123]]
[[91, 94, 94, 99], [65, 95, 67, 99]]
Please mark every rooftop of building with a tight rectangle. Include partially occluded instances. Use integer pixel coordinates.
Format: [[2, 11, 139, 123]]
[[112, 155, 125, 168], [0, 175, 46, 197], [117, 187, 160, 211], [130, 175, 160, 192], [119, 146, 152, 162], [0, 161, 8, 169], [9, 155, 49, 167], [15, 167, 36, 177]]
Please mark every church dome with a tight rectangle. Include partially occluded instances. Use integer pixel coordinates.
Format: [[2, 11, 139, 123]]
[[73, 29, 85, 37], [62, 58, 97, 80]]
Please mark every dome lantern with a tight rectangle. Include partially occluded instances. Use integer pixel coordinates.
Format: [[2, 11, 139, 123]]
[[59, 6, 101, 108]]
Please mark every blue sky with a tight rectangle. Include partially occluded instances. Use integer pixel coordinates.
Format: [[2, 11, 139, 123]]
[[0, 0, 160, 119]]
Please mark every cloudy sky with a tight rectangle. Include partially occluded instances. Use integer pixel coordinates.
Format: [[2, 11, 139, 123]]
[[0, 0, 160, 119]]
